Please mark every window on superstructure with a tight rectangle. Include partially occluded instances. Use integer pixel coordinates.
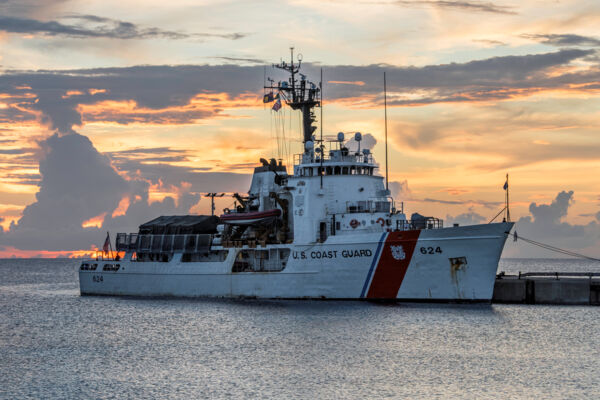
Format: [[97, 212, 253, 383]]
[[326, 166, 333, 175], [334, 166, 341, 175], [342, 167, 348, 175], [350, 166, 356, 175]]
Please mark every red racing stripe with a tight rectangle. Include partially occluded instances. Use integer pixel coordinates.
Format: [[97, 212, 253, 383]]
[[366, 230, 421, 299]]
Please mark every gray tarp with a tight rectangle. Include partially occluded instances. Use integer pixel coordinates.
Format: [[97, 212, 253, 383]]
[[138, 215, 220, 235]]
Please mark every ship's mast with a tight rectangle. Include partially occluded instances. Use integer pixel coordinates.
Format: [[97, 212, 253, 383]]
[[266, 48, 321, 149]]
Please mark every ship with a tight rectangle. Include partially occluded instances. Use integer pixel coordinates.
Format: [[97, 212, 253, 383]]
[[79, 50, 513, 301]]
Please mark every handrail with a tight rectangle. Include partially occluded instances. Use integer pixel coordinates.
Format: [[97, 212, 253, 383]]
[[395, 218, 443, 231], [516, 272, 600, 279]]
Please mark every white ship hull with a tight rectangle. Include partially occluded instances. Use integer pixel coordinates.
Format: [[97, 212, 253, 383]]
[[79, 222, 512, 301]]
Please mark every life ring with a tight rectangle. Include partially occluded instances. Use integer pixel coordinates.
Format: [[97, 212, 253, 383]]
[[376, 217, 385, 227], [349, 219, 359, 229]]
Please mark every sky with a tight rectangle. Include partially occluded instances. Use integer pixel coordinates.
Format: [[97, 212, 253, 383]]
[[0, 0, 599, 258]]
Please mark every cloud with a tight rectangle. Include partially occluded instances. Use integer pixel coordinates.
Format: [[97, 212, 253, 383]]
[[0, 14, 246, 40], [445, 208, 487, 226], [305, 48, 597, 106], [1, 49, 598, 135], [521, 34, 600, 48], [392, 1, 516, 15], [344, 132, 377, 152], [110, 158, 251, 193], [0, 132, 208, 251], [389, 179, 412, 201], [503, 190, 600, 257], [0, 148, 28, 154], [473, 39, 507, 47], [421, 197, 501, 209], [0, 65, 266, 133], [210, 56, 267, 64]]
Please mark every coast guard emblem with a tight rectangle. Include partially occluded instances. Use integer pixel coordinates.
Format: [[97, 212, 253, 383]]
[[390, 245, 406, 261]]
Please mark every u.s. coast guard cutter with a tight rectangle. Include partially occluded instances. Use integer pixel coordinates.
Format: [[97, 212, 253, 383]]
[[79, 51, 513, 301]]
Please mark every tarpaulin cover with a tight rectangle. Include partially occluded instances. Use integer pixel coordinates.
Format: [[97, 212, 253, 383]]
[[138, 215, 220, 235]]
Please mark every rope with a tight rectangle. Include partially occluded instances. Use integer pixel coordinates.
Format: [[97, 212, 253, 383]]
[[489, 206, 506, 223], [508, 231, 600, 262]]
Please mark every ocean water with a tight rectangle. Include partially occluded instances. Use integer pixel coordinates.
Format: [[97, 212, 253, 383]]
[[1, 258, 599, 399]]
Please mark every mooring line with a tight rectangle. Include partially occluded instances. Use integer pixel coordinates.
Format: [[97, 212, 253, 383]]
[[507, 231, 600, 262]]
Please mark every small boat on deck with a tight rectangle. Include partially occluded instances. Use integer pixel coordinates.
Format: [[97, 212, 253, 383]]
[[220, 209, 282, 225]]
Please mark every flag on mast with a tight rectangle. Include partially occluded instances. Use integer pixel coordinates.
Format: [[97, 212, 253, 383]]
[[102, 232, 110, 253], [272, 98, 282, 112], [263, 92, 274, 103], [503, 177, 508, 190]]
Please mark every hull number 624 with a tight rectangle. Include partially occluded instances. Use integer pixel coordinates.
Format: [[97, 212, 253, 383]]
[[420, 246, 442, 255]]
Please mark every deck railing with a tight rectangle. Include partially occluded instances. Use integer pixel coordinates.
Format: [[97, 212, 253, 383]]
[[396, 218, 443, 231]]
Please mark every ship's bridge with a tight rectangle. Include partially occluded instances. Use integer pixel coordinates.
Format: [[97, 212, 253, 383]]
[[293, 132, 377, 178], [293, 149, 376, 178]]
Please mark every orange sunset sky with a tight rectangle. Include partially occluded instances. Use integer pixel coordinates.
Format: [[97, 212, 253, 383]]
[[1, 0, 599, 258]]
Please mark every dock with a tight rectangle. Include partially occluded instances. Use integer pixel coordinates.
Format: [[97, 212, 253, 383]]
[[493, 272, 600, 305]]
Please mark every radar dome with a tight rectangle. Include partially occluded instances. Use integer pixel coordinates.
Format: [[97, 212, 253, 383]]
[[305, 140, 314, 150], [337, 132, 345, 142], [354, 132, 362, 142]]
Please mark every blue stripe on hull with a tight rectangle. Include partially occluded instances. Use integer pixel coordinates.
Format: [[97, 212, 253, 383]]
[[360, 232, 387, 298]]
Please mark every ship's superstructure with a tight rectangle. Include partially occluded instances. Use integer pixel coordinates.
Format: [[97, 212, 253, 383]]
[[79, 51, 513, 301]]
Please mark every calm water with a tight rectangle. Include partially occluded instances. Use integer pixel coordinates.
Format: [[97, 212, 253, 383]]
[[1, 258, 599, 399]]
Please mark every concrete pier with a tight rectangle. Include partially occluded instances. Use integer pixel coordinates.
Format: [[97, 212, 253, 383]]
[[493, 272, 600, 305]]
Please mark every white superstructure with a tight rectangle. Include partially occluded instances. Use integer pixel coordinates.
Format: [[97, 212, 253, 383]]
[[79, 51, 513, 301]]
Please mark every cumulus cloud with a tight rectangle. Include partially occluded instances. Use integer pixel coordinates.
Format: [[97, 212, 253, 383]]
[[0, 14, 245, 40], [0, 132, 206, 251], [503, 191, 600, 257], [517, 190, 585, 237], [344, 132, 377, 152], [389, 179, 412, 201], [445, 208, 487, 226]]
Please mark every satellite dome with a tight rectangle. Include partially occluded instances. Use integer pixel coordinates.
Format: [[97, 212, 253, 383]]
[[354, 132, 362, 142], [305, 140, 314, 150], [337, 132, 345, 142], [362, 149, 370, 155]]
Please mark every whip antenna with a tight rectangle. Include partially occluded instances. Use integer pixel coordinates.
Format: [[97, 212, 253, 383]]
[[384, 71, 389, 191]]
